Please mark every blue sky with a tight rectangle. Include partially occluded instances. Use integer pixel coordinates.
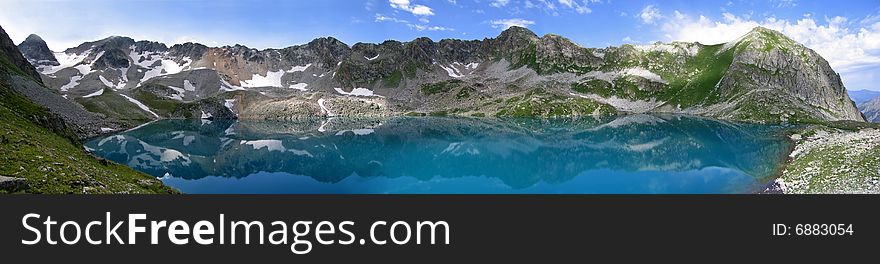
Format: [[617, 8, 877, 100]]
[[1, 0, 879, 90]]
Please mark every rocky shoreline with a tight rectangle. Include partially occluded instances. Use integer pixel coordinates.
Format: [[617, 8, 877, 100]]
[[775, 127, 880, 194]]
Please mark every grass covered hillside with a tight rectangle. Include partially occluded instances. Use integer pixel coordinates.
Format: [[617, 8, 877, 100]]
[[0, 25, 177, 194], [0, 86, 177, 194]]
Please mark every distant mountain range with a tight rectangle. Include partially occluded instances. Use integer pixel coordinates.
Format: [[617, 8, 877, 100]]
[[844, 90, 880, 122], [848, 89, 880, 105], [13, 25, 865, 126]]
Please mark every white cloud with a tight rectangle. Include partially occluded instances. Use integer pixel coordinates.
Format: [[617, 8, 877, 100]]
[[559, 0, 575, 8], [659, 11, 880, 90], [525, 0, 593, 15], [491, 0, 511, 8], [375, 13, 454, 32], [639, 5, 663, 24], [375, 13, 408, 23], [410, 25, 455, 31], [389, 0, 434, 16], [490, 18, 536, 29], [772, 0, 798, 8], [558, 0, 592, 14]]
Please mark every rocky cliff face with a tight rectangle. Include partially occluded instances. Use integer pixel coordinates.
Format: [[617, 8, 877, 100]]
[[1, 27, 44, 84], [1, 26, 128, 140], [17, 25, 865, 124], [708, 27, 863, 122], [17, 34, 57, 67]]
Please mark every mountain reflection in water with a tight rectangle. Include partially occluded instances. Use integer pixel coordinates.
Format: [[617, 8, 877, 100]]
[[85, 115, 791, 194]]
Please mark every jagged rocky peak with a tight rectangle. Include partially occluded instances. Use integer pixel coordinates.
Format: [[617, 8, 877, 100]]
[[497, 26, 539, 42], [351, 42, 379, 57], [94, 48, 130, 69], [536, 33, 601, 67], [17, 34, 57, 64], [168, 42, 209, 60], [65, 35, 135, 54], [437, 38, 490, 63], [404, 37, 439, 64], [492, 26, 541, 66], [305, 37, 352, 66], [306, 36, 350, 55], [133, 40, 168, 53]]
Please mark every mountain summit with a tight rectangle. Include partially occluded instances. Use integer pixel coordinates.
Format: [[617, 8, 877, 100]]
[[16, 25, 865, 124], [17, 34, 57, 69]]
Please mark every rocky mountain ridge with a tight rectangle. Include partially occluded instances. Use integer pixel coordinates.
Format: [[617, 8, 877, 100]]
[[859, 96, 880, 122], [18, 26, 865, 124]]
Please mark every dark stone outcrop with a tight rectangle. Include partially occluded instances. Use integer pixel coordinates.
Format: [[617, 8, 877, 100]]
[[17, 34, 57, 64], [0, 26, 44, 84]]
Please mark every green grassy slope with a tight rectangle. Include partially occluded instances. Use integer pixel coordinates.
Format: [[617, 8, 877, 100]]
[[0, 83, 177, 194], [76, 89, 156, 127], [0, 41, 177, 194]]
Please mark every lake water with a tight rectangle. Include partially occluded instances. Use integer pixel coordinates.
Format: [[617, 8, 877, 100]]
[[86, 115, 792, 194]]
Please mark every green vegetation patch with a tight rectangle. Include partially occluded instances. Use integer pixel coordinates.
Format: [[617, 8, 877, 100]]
[[781, 131, 880, 194], [0, 53, 33, 82], [495, 89, 616, 118], [420, 79, 464, 95], [571, 80, 614, 97], [76, 90, 154, 127], [382, 70, 403, 88], [0, 84, 177, 194]]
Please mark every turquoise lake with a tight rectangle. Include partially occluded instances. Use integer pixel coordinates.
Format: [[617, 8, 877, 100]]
[[85, 115, 792, 194]]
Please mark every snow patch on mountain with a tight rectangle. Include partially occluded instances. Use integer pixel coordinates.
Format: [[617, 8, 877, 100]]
[[334, 88, 379, 97], [167, 85, 186, 100], [224, 99, 236, 113], [318, 98, 334, 117], [41, 52, 90, 75], [139, 57, 192, 85], [287, 63, 312, 73], [438, 63, 463, 78], [83, 88, 104, 98], [636, 43, 700, 56], [60, 76, 83, 91], [220, 79, 246, 92], [183, 80, 196, 91], [120, 94, 159, 118], [241, 70, 284, 88], [289, 83, 308, 91], [99, 75, 114, 88], [621, 68, 667, 84]]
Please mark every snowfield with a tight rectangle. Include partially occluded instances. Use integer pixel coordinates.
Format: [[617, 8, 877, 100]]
[[60, 75, 83, 91], [241, 70, 284, 88], [42, 51, 90, 75], [83, 88, 104, 98], [621, 67, 668, 84], [289, 83, 308, 91], [439, 63, 463, 78], [287, 63, 312, 73], [120, 94, 160, 118], [334, 87, 379, 97]]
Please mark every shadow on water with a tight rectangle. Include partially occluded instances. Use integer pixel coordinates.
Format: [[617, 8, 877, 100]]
[[85, 115, 791, 194]]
